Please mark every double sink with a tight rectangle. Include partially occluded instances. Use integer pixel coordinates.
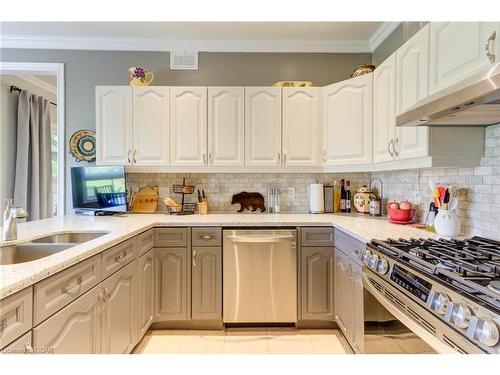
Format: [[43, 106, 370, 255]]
[[0, 232, 109, 265]]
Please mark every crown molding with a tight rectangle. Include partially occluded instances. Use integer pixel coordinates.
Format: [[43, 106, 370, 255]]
[[369, 22, 401, 52], [13, 74, 57, 94], [0, 34, 372, 53]]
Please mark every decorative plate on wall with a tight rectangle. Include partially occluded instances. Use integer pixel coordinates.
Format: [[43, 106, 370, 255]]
[[69, 129, 96, 162]]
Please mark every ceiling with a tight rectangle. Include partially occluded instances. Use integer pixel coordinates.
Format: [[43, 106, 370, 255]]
[[0, 22, 399, 53]]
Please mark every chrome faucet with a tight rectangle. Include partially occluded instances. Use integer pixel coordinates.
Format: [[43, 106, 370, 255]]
[[2, 199, 28, 241]]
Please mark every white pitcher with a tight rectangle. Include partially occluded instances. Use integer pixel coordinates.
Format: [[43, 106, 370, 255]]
[[434, 209, 460, 237]]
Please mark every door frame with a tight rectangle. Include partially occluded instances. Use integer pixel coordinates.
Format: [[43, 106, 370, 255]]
[[0, 62, 65, 216]]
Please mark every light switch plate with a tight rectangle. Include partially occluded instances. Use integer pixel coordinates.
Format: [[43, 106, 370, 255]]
[[287, 187, 295, 199]]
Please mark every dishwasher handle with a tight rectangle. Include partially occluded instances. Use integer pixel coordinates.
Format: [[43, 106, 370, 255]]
[[226, 235, 295, 244]]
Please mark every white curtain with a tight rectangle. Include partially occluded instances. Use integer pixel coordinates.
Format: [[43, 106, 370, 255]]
[[14, 90, 53, 221]]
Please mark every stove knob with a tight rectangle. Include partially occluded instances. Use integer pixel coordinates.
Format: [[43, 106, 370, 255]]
[[376, 259, 389, 275], [361, 250, 371, 265], [467, 317, 499, 347], [369, 254, 379, 270], [430, 292, 450, 315], [449, 303, 472, 329]]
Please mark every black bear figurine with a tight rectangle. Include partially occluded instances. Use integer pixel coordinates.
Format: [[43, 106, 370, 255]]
[[231, 192, 266, 213]]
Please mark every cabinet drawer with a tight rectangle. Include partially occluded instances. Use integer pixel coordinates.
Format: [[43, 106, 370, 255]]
[[154, 228, 188, 247], [101, 239, 136, 279], [1, 331, 32, 354], [137, 230, 154, 257], [334, 229, 351, 255], [34, 255, 101, 325], [301, 227, 334, 247], [0, 287, 33, 349], [192, 227, 221, 247]]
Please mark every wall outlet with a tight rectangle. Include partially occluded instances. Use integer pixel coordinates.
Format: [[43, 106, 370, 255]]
[[287, 187, 296, 199]]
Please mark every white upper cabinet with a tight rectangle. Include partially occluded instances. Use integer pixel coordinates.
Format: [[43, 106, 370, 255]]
[[323, 74, 373, 166], [96, 86, 133, 165], [170, 87, 208, 166], [282, 87, 320, 166], [373, 54, 397, 164], [132, 87, 170, 166], [429, 22, 500, 95], [245, 87, 282, 166], [208, 87, 245, 166]]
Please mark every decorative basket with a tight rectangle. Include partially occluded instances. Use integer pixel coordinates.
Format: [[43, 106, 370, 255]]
[[168, 203, 197, 215]]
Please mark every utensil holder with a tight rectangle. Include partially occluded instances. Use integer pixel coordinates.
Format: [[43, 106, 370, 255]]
[[198, 200, 208, 215], [434, 209, 460, 236]]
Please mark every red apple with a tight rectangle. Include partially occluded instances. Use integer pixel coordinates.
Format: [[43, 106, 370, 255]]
[[389, 202, 400, 210], [399, 201, 413, 210]]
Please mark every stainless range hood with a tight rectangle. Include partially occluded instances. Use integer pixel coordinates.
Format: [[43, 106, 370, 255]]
[[397, 63, 500, 127]]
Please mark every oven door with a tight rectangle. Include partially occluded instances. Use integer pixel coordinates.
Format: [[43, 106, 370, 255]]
[[363, 269, 443, 354]]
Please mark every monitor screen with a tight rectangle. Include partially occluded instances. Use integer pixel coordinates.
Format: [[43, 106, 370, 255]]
[[71, 166, 127, 212]]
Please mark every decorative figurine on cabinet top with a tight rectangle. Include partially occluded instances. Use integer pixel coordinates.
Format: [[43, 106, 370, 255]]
[[128, 66, 154, 86], [231, 192, 266, 213]]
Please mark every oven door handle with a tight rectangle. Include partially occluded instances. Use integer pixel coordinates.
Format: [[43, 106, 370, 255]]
[[362, 271, 457, 354]]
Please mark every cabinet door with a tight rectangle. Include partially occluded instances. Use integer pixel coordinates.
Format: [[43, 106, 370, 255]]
[[323, 74, 373, 166], [154, 248, 189, 321], [282, 87, 320, 166], [170, 87, 208, 166], [132, 87, 170, 165], [191, 247, 222, 320], [429, 22, 500, 95], [395, 24, 430, 160], [373, 54, 397, 164], [96, 86, 133, 165], [102, 261, 136, 354], [137, 250, 154, 339], [33, 287, 102, 354], [334, 249, 349, 336], [351, 262, 365, 354], [245, 87, 282, 166], [300, 247, 334, 320], [208, 87, 245, 166]]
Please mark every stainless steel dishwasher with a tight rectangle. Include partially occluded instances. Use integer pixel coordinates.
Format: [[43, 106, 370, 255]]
[[223, 229, 297, 323]]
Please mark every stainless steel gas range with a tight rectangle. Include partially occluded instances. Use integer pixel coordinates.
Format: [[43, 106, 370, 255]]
[[361, 236, 500, 354]]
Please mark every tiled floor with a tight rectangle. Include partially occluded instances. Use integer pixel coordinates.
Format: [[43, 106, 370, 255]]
[[133, 328, 353, 354]]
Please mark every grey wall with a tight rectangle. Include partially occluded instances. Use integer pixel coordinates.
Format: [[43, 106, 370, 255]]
[[372, 22, 426, 66], [0, 83, 18, 207], [0, 49, 371, 213]]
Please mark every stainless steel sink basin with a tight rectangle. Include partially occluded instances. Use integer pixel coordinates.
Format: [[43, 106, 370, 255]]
[[30, 231, 109, 244], [0, 243, 74, 265]]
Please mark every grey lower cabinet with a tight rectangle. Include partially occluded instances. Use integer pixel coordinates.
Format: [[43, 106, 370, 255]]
[[33, 285, 102, 354], [300, 247, 335, 320], [191, 247, 222, 320], [334, 244, 365, 353], [137, 249, 154, 338], [154, 247, 190, 321], [101, 261, 137, 354]]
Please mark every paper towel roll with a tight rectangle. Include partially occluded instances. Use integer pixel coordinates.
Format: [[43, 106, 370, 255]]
[[309, 183, 325, 213]]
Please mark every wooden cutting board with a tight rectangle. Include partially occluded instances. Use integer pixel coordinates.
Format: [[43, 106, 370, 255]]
[[131, 186, 159, 213]]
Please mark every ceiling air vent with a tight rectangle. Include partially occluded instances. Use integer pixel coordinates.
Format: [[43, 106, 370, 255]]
[[170, 51, 198, 70]]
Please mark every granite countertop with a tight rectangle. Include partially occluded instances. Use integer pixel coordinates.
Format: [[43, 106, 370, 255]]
[[0, 213, 443, 299]]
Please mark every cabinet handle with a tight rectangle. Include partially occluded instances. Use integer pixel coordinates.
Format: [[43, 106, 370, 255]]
[[24, 343, 33, 353], [114, 251, 127, 262], [387, 139, 394, 157], [104, 287, 110, 301], [127, 149, 132, 164], [192, 250, 197, 267], [200, 234, 213, 241], [98, 289, 105, 309], [61, 276, 82, 293], [283, 150, 287, 164], [323, 150, 327, 162], [0, 318, 6, 333], [277, 151, 281, 164], [202, 151, 207, 164], [133, 149, 137, 164], [486, 31, 496, 63], [393, 137, 400, 157], [208, 151, 213, 164]]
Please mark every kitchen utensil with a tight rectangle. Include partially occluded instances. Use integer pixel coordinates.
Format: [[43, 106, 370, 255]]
[[438, 186, 446, 206], [434, 209, 460, 236], [131, 186, 159, 213], [308, 182, 325, 214], [197, 189, 202, 203]]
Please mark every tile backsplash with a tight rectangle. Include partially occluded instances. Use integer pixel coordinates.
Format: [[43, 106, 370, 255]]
[[126, 172, 370, 214], [372, 124, 500, 239], [127, 124, 500, 239]]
